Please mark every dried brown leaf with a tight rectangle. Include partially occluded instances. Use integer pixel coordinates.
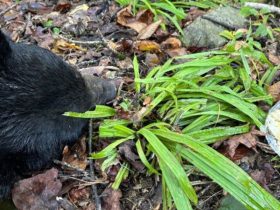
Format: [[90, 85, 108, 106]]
[[135, 40, 161, 52], [161, 37, 182, 49], [53, 39, 85, 54], [126, 22, 147, 33], [268, 81, 280, 101], [62, 136, 88, 170], [102, 188, 122, 210], [166, 48, 187, 57], [225, 132, 258, 158], [12, 168, 62, 210], [138, 20, 162, 40], [268, 54, 280, 65], [68, 187, 91, 204], [145, 53, 160, 67]]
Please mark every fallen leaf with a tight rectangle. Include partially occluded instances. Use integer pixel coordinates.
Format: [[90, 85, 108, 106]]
[[223, 132, 257, 158], [135, 9, 154, 25], [116, 57, 133, 69], [116, 5, 134, 26], [137, 19, 162, 40], [68, 187, 91, 204], [12, 168, 62, 210], [117, 6, 155, 33], [115, 39, 133, 53], [143, 96, 152, 106], [126, 22, 147, 33], [166, 48, 187, 57], [268, 54, 280, 65], [62, 136, 88, 170], [119, 142, 145, 172], [145, 53, 160, 67], [234, 41, 247, 51], [135, 40, 161, 52], [161, 37, 182, 49], [54, 0, 72, 13], [53, 39, 85, 54], [268, 81, 280, 101], [102, 188, 122, 210]]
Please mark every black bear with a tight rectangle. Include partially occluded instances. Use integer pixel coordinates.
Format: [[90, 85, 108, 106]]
[[0, 30, 117, 199]]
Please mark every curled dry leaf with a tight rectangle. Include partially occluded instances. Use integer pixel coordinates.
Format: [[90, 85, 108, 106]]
[[161, 37, 187, 57], [54, 0, 72, 13], [165, 48, 187, 57], [135, 40, 161, 53], [137, 19, 162, 40], [12, 168, 62, 210], [268, 81, 280, 101], [145, 53, 160, 67], [68, 187, 91, 204], [143, 96, 152, 106], [52, 39, 86, 54], [62, 136, 88, 170], [116, 57, 133, 69], [224, 132, 258, 158], [117, 6, 155, 33], [161, 37, 182, 49], [119, 142, 145, 172], [250, 163, 275, 190], [268, 53, 280, 65], [102, 188, 122, 210]]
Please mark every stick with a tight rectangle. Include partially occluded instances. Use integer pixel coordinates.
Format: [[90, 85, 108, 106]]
[[88, 119, 102, 210], [59, 35, 103, 45], [245, 2, 280, 15], [0, 4, 17, 16]]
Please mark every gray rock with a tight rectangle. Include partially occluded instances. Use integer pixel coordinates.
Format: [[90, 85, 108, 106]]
[[183, 17, 227, 48], [183, 6, 247, 49], [203, 6, 247, 29]]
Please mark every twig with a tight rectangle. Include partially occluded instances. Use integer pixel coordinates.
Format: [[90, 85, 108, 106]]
[[59, 34, 104, 45], [245, 2, 280, 15], [59, 175, 108, 185], [0, 4, 17, 16], [54, 159, 89, 176], [88, 119, 102, 210], [97, 28, 126, 58]]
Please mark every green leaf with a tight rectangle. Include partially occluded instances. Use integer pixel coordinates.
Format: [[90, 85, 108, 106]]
[[91, 136, 133, 159], [99, 120, 134, 138], [187, 124, 250, 144], [133, 55, 141, 93], [112, 163, 129, 189], [239, 50, 251, 91], [136, 140, 159, 174], [159, 160, 192, 210], [138, 128, 198, 204], [153, 129, 280, 210], [64, 105, 116, 118]]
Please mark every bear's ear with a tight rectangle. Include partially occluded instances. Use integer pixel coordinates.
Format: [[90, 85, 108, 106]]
[[0, 30, 11, 57]]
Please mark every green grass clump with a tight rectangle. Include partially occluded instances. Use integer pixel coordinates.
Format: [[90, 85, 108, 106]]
[[67, 44, 280, 209]]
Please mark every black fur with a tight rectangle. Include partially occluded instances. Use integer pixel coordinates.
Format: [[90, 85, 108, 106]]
[[0, 31, 116, 198]]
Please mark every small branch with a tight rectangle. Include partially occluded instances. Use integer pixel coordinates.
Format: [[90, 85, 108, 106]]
[[54, 159, 89, 176], [245, 2, 280, 15], [59, 34, 104, 45], [88, 119, 102, 210], [0, 4, 17, 16]]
